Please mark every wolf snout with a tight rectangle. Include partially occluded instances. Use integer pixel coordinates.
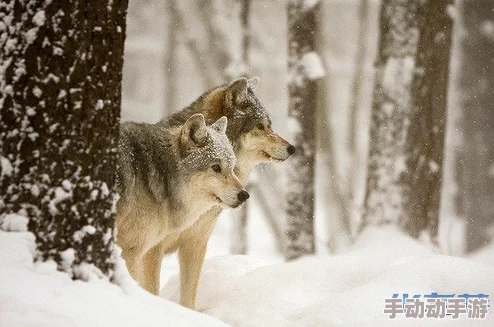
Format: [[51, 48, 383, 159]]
[[237, 190, 250, 203], [287, 144, 296, 155]]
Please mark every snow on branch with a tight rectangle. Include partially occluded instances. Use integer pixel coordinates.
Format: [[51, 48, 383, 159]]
[[446, 5, 458, 21], [299, 51, 325, 80], [301, 0, 320, 12]]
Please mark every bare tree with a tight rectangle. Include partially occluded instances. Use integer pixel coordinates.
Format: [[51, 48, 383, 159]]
[[0, 0, 128, 279], [231, 0, 251, 255], [175, 0, 243, 88], [456, 0, 494, 252], [165, 0, 179, 115], [285, 0, 323, 260], [361, 0, 454, 241], [347, 0, 370, 219], [174, 1, 219, 88]]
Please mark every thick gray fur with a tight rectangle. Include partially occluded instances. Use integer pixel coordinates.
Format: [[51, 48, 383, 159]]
[[161, 78, 270, 154], [116, 115, 234, 212]]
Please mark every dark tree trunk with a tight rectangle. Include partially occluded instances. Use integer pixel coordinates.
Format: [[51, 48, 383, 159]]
[[361, 0, 453, 241], [456, 0, 494, 252], [285, 0, 320, 260], [0, 0, 128, 279]]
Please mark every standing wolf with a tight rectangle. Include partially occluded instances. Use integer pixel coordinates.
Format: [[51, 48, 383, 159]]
[[146, 77, 294, 308], [116, 114, 249, 289]]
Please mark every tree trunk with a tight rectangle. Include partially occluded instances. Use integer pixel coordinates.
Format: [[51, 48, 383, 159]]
[[347, 0, 370, 218], [231, 184, 249, 255], [194, 0, 244, 82], [165, 0, 178, 115], [240, 0, 251, 70], [285, 0, 321, 260], [456, 0, 494, 252], [361, 0, 453, 241], [0, 0, 128, 279], [230, 0, 250, 255]]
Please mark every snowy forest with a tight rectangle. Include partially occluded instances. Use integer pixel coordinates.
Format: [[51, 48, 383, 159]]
[[1, 0, 493, 326]]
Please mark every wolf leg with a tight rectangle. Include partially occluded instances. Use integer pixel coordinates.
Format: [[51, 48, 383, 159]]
[[178, 207, 221, 309], [121, 246, 143, 283], [141, 244, 164, 295], [178, 239, 208, 309]]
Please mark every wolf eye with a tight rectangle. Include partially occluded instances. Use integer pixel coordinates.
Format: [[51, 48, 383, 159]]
[[211, 164, 221, 173], [256, 123, 264, 130]]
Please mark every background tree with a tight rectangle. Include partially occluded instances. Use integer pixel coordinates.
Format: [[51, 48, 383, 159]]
[[456, 0, 494, 252], [0, 0, 128, 279], [361, 0, 453, 241], [231, 0, 251, 255], [285, 0, 324, 260], [165, 0, 179, 116], [346, 0, 370, 233]]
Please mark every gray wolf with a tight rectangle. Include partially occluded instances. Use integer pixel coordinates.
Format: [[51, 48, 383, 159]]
[[115, 114, 249, 291], [147, 77, 294, 309]]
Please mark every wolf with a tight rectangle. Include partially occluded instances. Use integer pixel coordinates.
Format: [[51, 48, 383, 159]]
[[143, 77, 294, 309], [115, 113, 249, 289]]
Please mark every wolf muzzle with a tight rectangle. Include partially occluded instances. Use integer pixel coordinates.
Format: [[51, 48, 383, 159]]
[[237, 190, 250, 203], [287, 144, 295, 155]]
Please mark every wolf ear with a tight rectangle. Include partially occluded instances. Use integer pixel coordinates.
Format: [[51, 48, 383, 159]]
[[211, 116, 228, 134], [225, 77, 248, 108], [248, 77, 260, 90], [181, 113, 208, 146]]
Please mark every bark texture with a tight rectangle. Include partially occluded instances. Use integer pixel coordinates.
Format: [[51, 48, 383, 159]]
[[285, 0, 319, 260], [0, 0, 128, 278], [362, 0, 453, 241], [456, 0, 494, 252]]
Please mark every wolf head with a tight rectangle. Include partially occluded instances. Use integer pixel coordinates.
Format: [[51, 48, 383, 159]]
[[178, 114, 249, 209], [164, 77, 295, 180], [220, 77, 295, 175]]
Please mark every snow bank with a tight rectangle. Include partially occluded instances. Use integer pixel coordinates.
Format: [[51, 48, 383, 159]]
[[162, 226, 493, 326], [469, 242, 494, 267], [3, 225, 492, 326], [0, 213, 29, 232], [0, 231, 226, 327]]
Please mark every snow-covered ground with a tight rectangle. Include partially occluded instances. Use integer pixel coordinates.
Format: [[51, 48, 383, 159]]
[[0, 231, 225, 327], [1, 225, 492, 326], [161, 226, 494, 326], [469, 242, 494, 267]]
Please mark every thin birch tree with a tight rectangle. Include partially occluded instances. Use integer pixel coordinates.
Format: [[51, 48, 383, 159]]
[[347, 0, 370, 221]]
